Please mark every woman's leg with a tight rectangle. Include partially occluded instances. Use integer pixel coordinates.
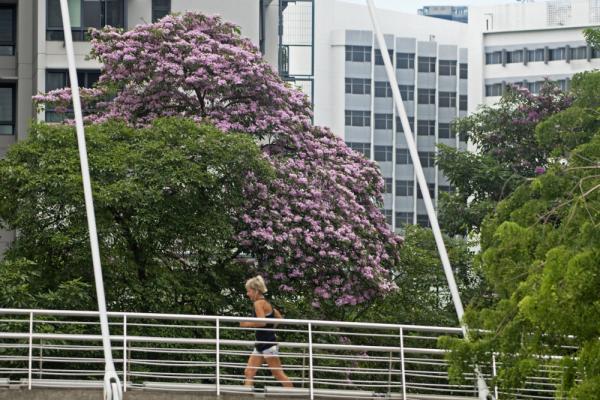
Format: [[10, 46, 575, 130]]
[[265, 354, 293, 387], [244, 353, 264, 387]]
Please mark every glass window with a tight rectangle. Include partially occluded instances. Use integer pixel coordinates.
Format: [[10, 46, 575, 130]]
[[506, 49, 524, 63], [0, 84, 15, 135], [459, 95, 467, 111], [396, 180, 414, 196], [485, 51, 502, 64], [398, 85, 414, 101], [526, 48, 545, 62], [395, 116, 414, 133], [396, 148, 410, 164], [374, 81, 392, 97], [417, 120, 435, 136], [418, 151, 436, 168], [375, 49, 393, 65], [374, 145, 393, 162], [383, 179, 393, 194], [438, 123, 455, 139], [418, 56, 436, 73], [346, 142, 370, 159], [382, 209, 393, 225], [45, 70, 100, 121], [459, 63, 468, 79], [548, 47, 566, 61], [345, 110, 370, 127], [439, 185, 455, 194], [374, 113, 393, 130], [396, 52, 415, 69], [395, 211, 413, 226], [485, 83, 503, 97], [417, 214, 431, 228], [417, 183, 436, 199], [346, 78, 371, 95], [345, 45, 372, 62], [152, 0, 171, 22], [439, 60, 456, 76], [570, 46, 588, 60], [0, 5, 16, 56], [47, 0, 124, 41], [439, 91, 457, 108], [417, 88, 435, 104]]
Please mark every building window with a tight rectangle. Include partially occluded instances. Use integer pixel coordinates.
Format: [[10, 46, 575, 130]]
[[374, 145, 393, 162], [439, 91, 457, 108], [396, 148, 410, 164], [438, 123, 455, 139], [45, 69, 101, 121], [152, 0, 171, 22], [506, 49, 524, 63], [383, 178, 393, 194], [346, 142, 370, 158], [418, 56, 436, 73], [396, 116, 414, 133], [0, 5, 16, 56], [374, 81, 392, 97], [592, 48, 600, 58], [375, 49, 394, 65], [382, 209, 393, 225], [399, 85, 414, 101], [417, 120, 435, 136], [417, 214, 431, 228], [459, 63, 468, 79], [526, 48, 545, 62], [527, 81, 543, 94], [374, 113, 393, 130], [439, 185, 455, 194], [439, 60, 457, 76], [417, 88, 436, 104], [346, 78, 371, 95], [345, 110, 370, 127], [47, 0, 125, 41], [419, 151, 436, 167], [396, 52, 415, 69], [570, 46, 587, 60], [0, 84, 15, 135], [485, 51, 502, 64], [417, 182, 436, 199], [548, 47, 566, 61], [396, 180, 414, 196], [459, 95, 467, 111], [395, 211, 413, 226], [485, 83, 503, 97], [345, 45, 372, 62]]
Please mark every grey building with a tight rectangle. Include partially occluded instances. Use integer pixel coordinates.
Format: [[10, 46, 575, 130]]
[[418, 6, 468, 24]]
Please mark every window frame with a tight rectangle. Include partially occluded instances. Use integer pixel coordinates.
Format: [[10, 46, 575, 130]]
[[418, 56, 436, 73], [345, 110, 371, 127], [0, 82, 16, 135], [417, 120, 435, 136], [346, 142, 371, 159], [46, 0, 125, 41], [374, 81, 392, 98], [152, 0, 171, 22], [45, 69, 102, 122], [396, 52, 415, 69], [374, 145, 393, 162], [398, 84, 414, 101], [395, 211, 413, 227], [395, 148, 410, 164], [374, 113, 393, 130], [0, 4, 17, 56], [438, 122, 455, 139], [374, 49, 394, 66], [396, 116, 414, 133], [418, 151, 436, 168], [346, 78, 371, 95], [345, 45, 372, 63], [438, 91, 457, 108], [417, 88, 436, 105], [459, 63, 468, 79], [438, 60, 457, 76], [395, 180, 414, 197]]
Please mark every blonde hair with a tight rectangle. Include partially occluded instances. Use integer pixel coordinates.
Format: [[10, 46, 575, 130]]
[[245, 275, 268, 294]]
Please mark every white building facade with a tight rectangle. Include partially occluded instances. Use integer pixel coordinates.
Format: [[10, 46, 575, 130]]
[[467, 0, 600, 108], [313, 1, 469, 231]]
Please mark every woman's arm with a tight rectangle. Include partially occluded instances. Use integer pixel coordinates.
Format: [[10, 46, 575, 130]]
[[240, 300, 268, 328]]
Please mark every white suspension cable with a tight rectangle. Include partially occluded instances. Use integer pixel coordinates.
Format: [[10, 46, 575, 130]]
[[57, 1, 122, 399], [364, 2, 492, 399]]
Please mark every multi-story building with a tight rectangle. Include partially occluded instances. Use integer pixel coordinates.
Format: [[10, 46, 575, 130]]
[[313, 0, 469, 231], [418, 6, 468, 24], [467, 0, 600, 108], [0, 0, 282, 254]]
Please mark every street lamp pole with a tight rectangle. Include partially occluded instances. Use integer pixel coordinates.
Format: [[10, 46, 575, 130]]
[[58, 1, 122, 399]]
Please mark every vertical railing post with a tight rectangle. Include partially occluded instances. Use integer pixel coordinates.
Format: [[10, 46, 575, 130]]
[[28, 311, 33, 390], [301, 348, 306, 388], [308, 323, 314, 400], [38, 340, 43, 379], [123, 315, 127, 392], [492, 353, 498, 400], [387, 351, 393, 395], [400, 327, 406, 400], [216, 318, 220, 396]]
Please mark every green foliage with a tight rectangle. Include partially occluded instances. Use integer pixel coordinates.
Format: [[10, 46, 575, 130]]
[[0, 118, 273, 315], [584, 27, 600, 51], [442, 71, 600, 398]]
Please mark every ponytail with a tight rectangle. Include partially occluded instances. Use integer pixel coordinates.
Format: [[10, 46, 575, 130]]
[[245, 275, 268, 294]]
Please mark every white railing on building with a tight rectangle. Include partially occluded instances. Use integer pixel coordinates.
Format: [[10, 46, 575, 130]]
[[0, 309, 565, 399]]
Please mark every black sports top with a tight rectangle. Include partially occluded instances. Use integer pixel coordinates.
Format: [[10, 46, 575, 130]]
[[252, 302, 277, 351]]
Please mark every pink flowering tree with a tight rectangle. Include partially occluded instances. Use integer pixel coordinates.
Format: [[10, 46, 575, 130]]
[[34, 12, 401, 308]]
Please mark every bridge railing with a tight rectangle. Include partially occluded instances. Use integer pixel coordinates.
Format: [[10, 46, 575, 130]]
[[0, 309, 562, 399]]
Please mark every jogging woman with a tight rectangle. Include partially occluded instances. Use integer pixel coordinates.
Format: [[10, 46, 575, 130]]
[[241, 276, 293, 388]]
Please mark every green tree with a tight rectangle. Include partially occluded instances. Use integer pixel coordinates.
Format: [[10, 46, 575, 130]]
[[0, 118, 273, 315], [442, 71, 600, 399]]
